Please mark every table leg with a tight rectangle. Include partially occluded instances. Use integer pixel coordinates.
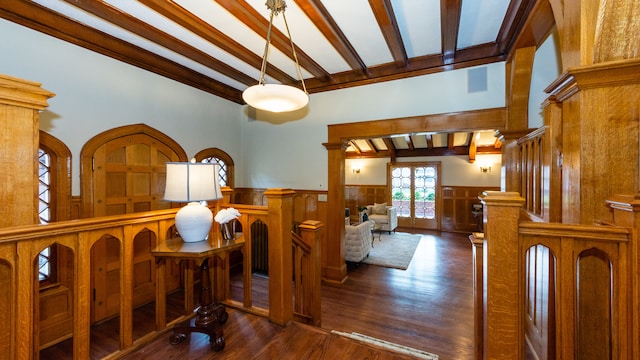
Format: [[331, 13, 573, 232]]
[[169, 258, 228, 351]]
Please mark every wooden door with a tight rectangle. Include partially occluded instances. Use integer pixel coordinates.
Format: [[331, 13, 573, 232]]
[[92, 134, 178, 216]]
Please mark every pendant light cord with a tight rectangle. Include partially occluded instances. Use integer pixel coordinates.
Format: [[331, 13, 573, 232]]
[[282, 11, 308, 94], [258, 0, 307, 94]]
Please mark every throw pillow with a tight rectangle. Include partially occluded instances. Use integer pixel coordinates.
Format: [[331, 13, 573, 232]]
[[372, 203, 387, 215]]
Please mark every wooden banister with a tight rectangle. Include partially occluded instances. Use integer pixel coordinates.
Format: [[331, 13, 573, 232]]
[[0, 189, 324, 359], [479, 191, 638, 359]]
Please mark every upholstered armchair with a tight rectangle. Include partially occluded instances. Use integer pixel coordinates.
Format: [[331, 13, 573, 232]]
[[344, 220, 373, 263], [366, 203, 398, 233]]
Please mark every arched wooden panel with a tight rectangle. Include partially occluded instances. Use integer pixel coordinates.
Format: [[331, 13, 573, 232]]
[[524, 244, 556, 360], [576, 248, 612, 360], [0, 259, 12, 359], [91, 234, 121, 324], [37, 243, 74, 350], [80, 124, 187, 218]]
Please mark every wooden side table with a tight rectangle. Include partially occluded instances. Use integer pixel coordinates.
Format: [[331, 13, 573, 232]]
[[151, 234, 245, 351]]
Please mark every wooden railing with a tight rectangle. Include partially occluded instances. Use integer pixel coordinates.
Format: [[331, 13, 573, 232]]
[[514, 125, 562, 223], [0, 188, 323, 360], [474, 191, 639, 359]]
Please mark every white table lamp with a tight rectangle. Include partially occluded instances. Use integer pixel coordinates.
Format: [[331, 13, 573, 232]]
[[164, 161, 222, 242]]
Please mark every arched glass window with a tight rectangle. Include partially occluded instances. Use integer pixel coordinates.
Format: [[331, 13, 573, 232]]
[[38, 132, 71, 284], [194, 148, 234, 188]]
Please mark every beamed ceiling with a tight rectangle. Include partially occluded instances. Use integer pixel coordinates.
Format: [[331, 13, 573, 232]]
[[0, 0, 548, 160], [0, 0, 538, 104]]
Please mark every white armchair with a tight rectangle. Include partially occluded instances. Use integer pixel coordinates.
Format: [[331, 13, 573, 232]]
[[344, 220, 373, 263], [366, 203, 398, 233]]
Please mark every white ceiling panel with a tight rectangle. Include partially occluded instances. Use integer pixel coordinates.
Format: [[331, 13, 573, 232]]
[[457, 0, 510, 49], [322, 0, 394, 66], [391, 0, 441, 57]]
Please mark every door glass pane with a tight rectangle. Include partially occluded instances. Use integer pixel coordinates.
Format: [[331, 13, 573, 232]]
[[414, 166, 436, 219], [391, 166, 411, 218]]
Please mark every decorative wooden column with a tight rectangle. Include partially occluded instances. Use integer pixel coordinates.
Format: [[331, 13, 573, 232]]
[[298, 219, 324, 327], [545, 0, 640, 224], [480, 191, 525, 360], [468, 232, 484, 359], [322, 140, 348, 284], [0, 74, 55, 227], [264, 188, 295, 325], [606, 194, 640, 360]]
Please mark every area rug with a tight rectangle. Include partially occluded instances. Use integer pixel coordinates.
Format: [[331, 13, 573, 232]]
[[362, 232, 421, 270], [331, 331, 438, 359]]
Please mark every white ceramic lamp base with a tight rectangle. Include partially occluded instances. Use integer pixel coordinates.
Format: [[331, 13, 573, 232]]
[[175, 202, 213, 242]]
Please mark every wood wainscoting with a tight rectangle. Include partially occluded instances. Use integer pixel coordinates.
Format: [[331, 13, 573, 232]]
[[442, 186, 499, 233], [345, 185, 387, 223]]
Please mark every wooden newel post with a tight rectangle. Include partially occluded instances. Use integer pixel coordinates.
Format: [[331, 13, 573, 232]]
[[479, 191, 525, 360], [264, 188, 295, 325], [298, 220, 324, 327], [220, 186, 233, 205], [606, 194, 640, 360]]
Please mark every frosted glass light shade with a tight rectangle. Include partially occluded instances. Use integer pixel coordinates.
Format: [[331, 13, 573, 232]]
[[242, 84, 309, 112]]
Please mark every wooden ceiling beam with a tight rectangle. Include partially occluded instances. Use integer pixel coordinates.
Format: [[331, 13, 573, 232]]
[[441, 0, 462, 65], [496, 0, 538, 54], [214, 0, 329, 80], [139, 0, 296, 84], [62, 0, 256, 86], [469, 132, 478, 163], [0, 1, 243, 103], [447, 133, 455, 149], [294, 0, 368, 75], [369, 0, 408, 67], [303, 49, 504, 93]]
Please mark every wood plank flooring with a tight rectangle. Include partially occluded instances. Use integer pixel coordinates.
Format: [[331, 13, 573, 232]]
[[41, 229, 474, 359], [321, 229, 474, 360]]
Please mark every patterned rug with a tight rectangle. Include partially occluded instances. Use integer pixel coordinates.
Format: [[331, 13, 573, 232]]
[[362, 232, 421, 270], [331, 331, 439, 359]]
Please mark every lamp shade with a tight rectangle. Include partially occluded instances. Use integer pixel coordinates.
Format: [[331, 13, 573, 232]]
[[164, 162, 222, 242], [164, 162, 222, 202], [242, 83, 309, 112]]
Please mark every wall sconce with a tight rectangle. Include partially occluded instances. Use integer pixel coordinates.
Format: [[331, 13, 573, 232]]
[[479, 165, 492, 173], [352, 168, 361, 174]]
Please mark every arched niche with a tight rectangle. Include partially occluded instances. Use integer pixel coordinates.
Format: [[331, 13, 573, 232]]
[[131, 228, 158, 341], [36, 243, 75, 356], [576, 248, 612, 359], [0, 259, 12, 359], [524, 244, 556, 360]]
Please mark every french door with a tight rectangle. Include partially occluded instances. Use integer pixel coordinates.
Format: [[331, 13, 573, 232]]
[[389, 162, 440, 230]]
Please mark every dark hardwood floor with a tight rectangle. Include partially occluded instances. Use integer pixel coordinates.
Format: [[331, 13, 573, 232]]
[[321, 229, 474, 360], [40, 229, 474, 359]]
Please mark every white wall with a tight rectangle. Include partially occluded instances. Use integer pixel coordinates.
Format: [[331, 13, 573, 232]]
[[529, 29, 562, 128], [0, 19, 242, 195], [241, 63, 506, 190]]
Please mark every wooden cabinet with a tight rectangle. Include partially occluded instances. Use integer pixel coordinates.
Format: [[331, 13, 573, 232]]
[[441, 186, 499, 233]]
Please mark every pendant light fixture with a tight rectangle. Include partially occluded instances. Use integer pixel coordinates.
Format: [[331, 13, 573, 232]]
[[242, 0, 309, 113]]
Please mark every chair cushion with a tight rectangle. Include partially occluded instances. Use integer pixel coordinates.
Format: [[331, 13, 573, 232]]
[[372, 203, 387, 215], [368, 213, 388, 224]]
